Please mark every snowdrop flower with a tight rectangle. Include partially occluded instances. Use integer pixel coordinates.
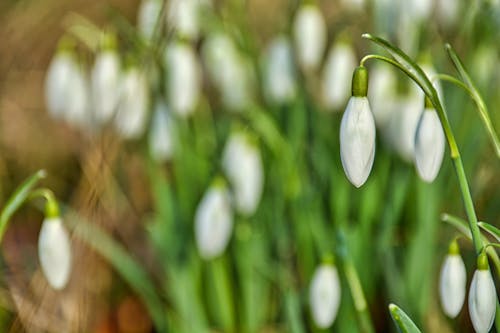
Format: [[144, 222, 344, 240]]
[[38, 202, 72, 290], [149, 101, 174, 162], [165, 41, 201, 117], [222, 131, 264, 216], [368, 63, 397, 128], [91, 38, 121, 125], [309, 264, 341, 329], [469, 253, 497, 333], [439, 240, 466, 318], [137, 0, 162, 40], [115, 67, 149, 139], [293, 4, 327, 71], [409, 0, 433, 21], [195, 180, 233, 259], [167, 0, 210, 40], [322, 40, 357, 111], [263, 36, 297, 104], [414, 99, 445, 182], [340, 66, 376, 187]]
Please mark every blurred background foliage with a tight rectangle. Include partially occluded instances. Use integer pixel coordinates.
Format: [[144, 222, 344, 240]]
[[0, 0, 499, 332]]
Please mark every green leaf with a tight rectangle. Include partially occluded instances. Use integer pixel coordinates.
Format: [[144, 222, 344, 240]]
[[478, 222, 500, 242], [0, 169, 46, 242], [388, 304, 422, 333], [70, 216, 168, 332]]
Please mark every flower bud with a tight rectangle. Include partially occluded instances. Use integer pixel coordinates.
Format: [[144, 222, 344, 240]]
[[45, 51, 76, 120], [469, 254, 497, 333], [149, 101, 174, 162], [293, 4, 327, 71], [414, 101, 445, 182], [195, 181, 233, 259], [165, 42, 201, 117], [114, 67, 149, 139], [38, 216, 72, 290], [322, 40, 357, 111], [309, 264, 341, 329], [439, 241, 466, 318], [263, 36, 297, 104], [137, 0, 162, 40], [91, 49, 121, 125], [340, 67, 376, 188], [222, 131, 264, 216], [368, 63, 397, 128], [167, 0, 210, 40]]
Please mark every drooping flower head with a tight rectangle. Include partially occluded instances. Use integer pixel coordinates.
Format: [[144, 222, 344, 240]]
[[293, 4, 327, 71], [469, 253, 497, 333], [439, 240, 466, 318], [309, 263, 341, 329]]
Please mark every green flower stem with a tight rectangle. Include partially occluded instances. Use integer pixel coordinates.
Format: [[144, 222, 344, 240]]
[[29, 188, 59, 218]]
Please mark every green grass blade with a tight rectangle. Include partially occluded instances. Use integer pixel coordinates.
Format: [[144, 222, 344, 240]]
[[478, 222, 500, 242], [388, 304, 422, 333], [0, 169, 46, 242]]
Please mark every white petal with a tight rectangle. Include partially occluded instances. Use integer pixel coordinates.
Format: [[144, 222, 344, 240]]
[[469, 270, 497, 333], [91, 51, 121, 124], [195, 185, 233, 259], [263, 36, 296, 104], [439, 254, 466, 318], [137, 0, 162, 40], [38, 217, 72, 290], [414, 108, 445, 182], [340, 97, 376, 187], [388, 95, 422, 162], [45, 53, 77, 119], [149, 102, 174, 162], [322, 42, 357, 111], [310, 265, 341, 328], [167, 0, 210, 40], [368, 64, 397, 128], [293, 5, 326, 71], [64, 66, 91, 129]]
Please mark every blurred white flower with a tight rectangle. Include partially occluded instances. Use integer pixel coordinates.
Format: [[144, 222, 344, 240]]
[[38, 217, 72, 290], [409, 0, 433, 21], [469, 268, 497, 333], [293, 4, 327, 71], [223, 132, 264, 216], [167, 0, 210, 40], [263, 36, 297, 104], [341, 0, 365, 11], [195, 182, 233, 259], [439, 253, 466, 318], [114, 68, 149, 139], [149, 101, 174, 162], [368, 64, 398, 128], [437, 0, 462, 28], [322, 41, 357, 111], [340, 96, 376, 187], [165, 42, 201, 117], [472, 45, 498, 86], [309, 264, 341, 329], [414, 106, 445, 182], [137, 0, 162, 40], [91, 50, 121, 125]]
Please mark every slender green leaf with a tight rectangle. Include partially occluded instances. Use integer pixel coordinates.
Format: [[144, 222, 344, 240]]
[[478, 222, 500, 242], [388, 304, 422, 333], [0, 169, 46, 242]]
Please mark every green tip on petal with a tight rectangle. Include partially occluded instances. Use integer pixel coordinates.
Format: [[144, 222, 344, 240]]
[[477, 252, 489, 271], [448, 239, 460, 255], [351, 66, 368, 97], [322, 254, 335, 266], [44, 198, 60, 218]]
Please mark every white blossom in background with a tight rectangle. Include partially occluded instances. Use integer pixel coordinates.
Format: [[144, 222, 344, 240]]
[[137, 0, 162, 40], [165, 42, 201, 117], [222, 132, 264, 216], [202, 33, 253, 111], [414, 106, 445, 182], [340, 96, 376, 187], [167, 0, 210, 40], [341, 0, 365, 11], [293, 4, 327, 71], [322, 41, 357, 111], [471, 45, 498, 86], [409, 0, 433, 21], [469, 267, 497, 333], [64, 64, 90, 129], [114, 68, 149, 139], [149, 101, 174, 162], [439, 248, 466, 318], [437, 0, 462, 29], [38, 217, 72, 290], [368, 64, 398, 128], [195, 182, 233, 259], [309, 264, 341, 329], [263, 36, 297, 104], [91, 49, 121, 125]]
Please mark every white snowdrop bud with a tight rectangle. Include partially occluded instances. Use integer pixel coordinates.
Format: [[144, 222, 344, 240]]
[[222, 131, 264, 216], [137, 0, 162, 40], [167, 0, 210, 40], [310, 264, 341, 329], [293, 4, 327, 71], [469, 253, 497, 333], [414, 100, 445, 182], [439, 241, 466, 318], [38, 217, 72, 290], [45, 51, 77, 120], [322, 41, 357, 111], [263, 36, 297, 104], [91, 50, 121, 125], [368, 64, 397, 128], [149, 101, 174, 162], [195, 180, 233, 259], [165, 42, 201, 117], [64, 64, 91, 130], [115, 68, 149, 139], [340, 67, 376, 188], [409, 0, 433, 21]]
